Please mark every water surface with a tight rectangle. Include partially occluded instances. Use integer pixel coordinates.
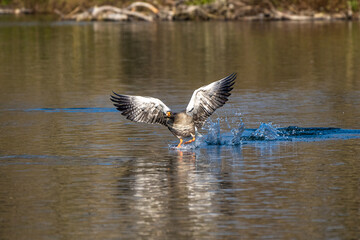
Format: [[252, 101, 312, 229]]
[[0, 18, 360, 239]]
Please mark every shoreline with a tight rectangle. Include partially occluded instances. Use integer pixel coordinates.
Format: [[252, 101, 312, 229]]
[[1, 1, 359, 22]]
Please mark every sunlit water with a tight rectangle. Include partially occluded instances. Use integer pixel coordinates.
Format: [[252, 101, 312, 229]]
[[0, 17, 360, 239]]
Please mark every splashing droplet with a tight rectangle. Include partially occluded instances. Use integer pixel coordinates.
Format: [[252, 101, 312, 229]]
[[250, 123, 280, 140]]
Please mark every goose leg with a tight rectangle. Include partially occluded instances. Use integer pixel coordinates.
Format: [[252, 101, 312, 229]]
[[177, 139, 184, 148], [184, 137, 195, 144]]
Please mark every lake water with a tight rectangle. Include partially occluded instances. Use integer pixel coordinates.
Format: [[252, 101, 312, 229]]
[[0, 17, 360, 239]]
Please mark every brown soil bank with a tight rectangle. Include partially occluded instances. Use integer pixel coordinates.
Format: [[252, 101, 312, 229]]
[[1, 0, 360, 21]]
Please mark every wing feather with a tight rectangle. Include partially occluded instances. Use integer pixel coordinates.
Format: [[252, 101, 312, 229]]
[[186, 73, 236, 128], [110, 92, 171, 125]]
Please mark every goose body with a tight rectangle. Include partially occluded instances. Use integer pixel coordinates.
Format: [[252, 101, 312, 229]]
[[110, 73, 236, 147], [166, 112, 196, 145]]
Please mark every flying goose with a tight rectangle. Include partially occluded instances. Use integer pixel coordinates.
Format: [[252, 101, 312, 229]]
[[110, 73, 236, 148]]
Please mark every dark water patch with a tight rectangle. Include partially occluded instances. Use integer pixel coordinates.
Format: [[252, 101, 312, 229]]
[[253, 126, 360, 141], [278, 126, 342, 136], [242, 125, 360, 142], [0, 154, 136, 166], [25, 107, 117, 113]]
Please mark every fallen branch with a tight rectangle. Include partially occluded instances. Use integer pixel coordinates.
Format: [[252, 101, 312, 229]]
[[126, 2, 159, 14], [120, 9, 154, 21], [92, 5, 154, 21], [59, 3, 156, 22], [273, 10, 313, 21], [173, 5, 218, 20], [65, 6, 85, 19]]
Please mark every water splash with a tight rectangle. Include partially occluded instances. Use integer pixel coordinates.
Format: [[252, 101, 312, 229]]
[[230, 122, 245, 145], [204, 118, 222, 145], [249, 122, 280, 140], [201, 117, 246, 146], [170, 117, 360, 149]]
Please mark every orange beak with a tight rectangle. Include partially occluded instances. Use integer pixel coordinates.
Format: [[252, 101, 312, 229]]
[[166, 111, 171, 117]]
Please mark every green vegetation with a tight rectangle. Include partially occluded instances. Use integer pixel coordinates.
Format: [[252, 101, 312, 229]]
[[348, 0, 359, 11], [1, 0, 11, 6]]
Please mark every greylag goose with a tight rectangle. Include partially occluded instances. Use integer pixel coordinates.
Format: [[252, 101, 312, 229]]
[[110, 73, 236, 147]]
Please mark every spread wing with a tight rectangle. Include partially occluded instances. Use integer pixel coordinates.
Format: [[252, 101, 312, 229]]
[[186, 73, 236, 128], [110, 92, 171, 125]]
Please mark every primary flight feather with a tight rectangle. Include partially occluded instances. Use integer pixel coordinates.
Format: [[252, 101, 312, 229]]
[[110, 73, 236, 147]]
